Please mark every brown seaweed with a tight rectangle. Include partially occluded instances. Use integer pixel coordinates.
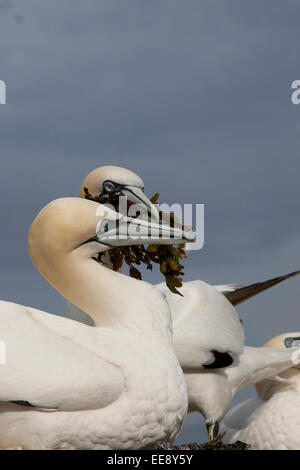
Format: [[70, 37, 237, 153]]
[[84, 187, 188, 295]]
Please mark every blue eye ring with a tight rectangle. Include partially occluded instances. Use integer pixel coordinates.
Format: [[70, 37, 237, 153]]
[[285, 338, 294, 348], [103, 180, 117, 192]]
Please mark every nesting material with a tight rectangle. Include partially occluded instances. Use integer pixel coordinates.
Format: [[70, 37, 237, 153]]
[[84, 188, 188, 295]]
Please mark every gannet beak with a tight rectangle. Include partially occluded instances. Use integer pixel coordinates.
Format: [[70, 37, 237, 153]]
[[121, 185, 160, 222], [96, 215, 195, 247], [206, 421, 219, 441]]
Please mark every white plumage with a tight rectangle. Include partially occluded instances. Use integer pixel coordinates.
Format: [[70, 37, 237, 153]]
[[220, 332, 300, 450], [0, 198, 191, 449], [156, 280, 244, 369], [185, 343, 300, 428], [66, 166, 300, 440]]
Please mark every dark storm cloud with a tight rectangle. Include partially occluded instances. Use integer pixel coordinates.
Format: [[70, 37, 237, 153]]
[[0, 0, 299, 443]]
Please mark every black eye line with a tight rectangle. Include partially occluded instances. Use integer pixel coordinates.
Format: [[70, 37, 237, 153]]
[[79, 236, 114, 249], [79, 218, 121, 249], [79, 235, 101, 247]]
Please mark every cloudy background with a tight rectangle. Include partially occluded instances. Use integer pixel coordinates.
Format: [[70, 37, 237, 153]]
[[0, 0, 299, 444]]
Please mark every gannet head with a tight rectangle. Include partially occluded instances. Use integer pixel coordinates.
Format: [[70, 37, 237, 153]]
[[28, 198, 194, 273], [255, 332, 300, 400], [263, 332, 300, 350], [185, 370, 232, 441], [79, 166, 159, 221]]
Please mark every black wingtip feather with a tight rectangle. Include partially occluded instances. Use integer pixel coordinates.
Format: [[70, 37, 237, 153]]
[[203, 350, 233, 369], [224, 271, 300, 307]]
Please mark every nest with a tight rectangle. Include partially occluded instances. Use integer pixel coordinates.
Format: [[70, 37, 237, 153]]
[[153, 438, 250, 451], [84, 187, 188, 295]]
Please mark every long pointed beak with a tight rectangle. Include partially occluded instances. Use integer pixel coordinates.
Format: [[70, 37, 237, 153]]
[[97, 215, 195, 247], [121, 185, 160, 222]]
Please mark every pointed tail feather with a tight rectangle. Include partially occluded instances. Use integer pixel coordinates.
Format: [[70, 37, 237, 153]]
[[224, 271, 300, 306]]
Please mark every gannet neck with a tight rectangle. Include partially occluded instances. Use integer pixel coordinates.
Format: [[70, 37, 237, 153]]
[[254, 331, 300, 400], [59, 248, 169, 331], [224, 346, 297, 396], [28, 198, 171, 332], [185, 370, 232, 422]]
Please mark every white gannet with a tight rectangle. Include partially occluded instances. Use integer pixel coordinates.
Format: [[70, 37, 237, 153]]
[[185, 342, 300, 440], [66, 166, 299, 440], [68, 166, 299, 326], [220, 332, 300, 450], [73, 165, 300, 308], [0, 198, 193, 450]]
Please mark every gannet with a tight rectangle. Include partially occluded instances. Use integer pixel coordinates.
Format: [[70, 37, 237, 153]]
[[0, 198, 193, 449], [220, 332, 300, 450], [73, 165, 299, 308], [185, 341, 300, 440], [66, 166, 300, 440]]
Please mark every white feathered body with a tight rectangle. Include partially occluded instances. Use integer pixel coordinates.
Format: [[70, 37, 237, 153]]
[[0, 299, 187, 450], [67, 279, 245, 424], [156, 280, 245, 368], [221, 369, 300, 450]]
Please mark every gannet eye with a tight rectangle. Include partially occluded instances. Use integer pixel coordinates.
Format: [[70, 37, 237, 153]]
[[100, 219, 110, 234], [103, 180, 117, 192], [284, 337, 300, 348]]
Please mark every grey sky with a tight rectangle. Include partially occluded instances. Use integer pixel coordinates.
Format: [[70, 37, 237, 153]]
[[0, 0, 299, 444]]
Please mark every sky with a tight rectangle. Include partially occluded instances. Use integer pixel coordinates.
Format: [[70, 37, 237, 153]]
[[0, 0, 299, 445]]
